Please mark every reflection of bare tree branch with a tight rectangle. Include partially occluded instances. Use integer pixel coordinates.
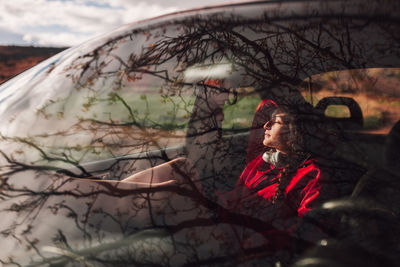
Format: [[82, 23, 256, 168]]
[[0, 5, 399, 265], [0, 149, 93, 178]]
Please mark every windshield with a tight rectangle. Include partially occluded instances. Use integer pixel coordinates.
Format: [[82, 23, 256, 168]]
[[0, 1, 399, 266]]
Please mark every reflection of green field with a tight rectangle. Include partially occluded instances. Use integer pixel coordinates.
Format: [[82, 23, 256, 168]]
[[96, 93, 261, 132], [87, 88, 399, 134], [40, 92, 264, 166], [96, 93, 195, 129], [222, 96, 261, 131]]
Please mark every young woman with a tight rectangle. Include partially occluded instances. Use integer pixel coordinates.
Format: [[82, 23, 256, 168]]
[[220, 104, 342, 228]]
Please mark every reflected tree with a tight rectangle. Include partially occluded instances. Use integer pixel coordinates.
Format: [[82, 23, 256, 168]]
[[0, 1, 400, 266]]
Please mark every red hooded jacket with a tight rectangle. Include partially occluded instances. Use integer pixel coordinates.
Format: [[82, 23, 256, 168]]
[[238, 154, 330, 218]]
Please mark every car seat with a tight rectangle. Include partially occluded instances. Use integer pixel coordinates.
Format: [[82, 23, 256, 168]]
[[315, 96, 363, 130], [350, 120, 400, 215], [385, 120, 400, 170]]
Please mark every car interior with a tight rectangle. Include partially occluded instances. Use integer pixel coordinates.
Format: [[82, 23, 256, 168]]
[[58, 65, 399, 260], [1, 1, 400, 265]]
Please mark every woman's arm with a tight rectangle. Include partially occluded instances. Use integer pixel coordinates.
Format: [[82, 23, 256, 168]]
[[122, 157, 202, 190]]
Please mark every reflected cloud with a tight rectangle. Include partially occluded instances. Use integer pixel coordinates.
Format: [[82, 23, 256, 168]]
[[184, 63, 233, 82], [0, 0, 221, 47]]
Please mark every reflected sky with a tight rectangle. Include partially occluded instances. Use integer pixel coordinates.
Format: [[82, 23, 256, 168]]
[[0, 0, 236, 47]]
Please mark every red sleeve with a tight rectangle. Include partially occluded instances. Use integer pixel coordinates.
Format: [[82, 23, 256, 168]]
[[283, 161, 335, 217], [239, 154, 265, 186], [295, 164, 338, 217], [297, 171, 321, 217]]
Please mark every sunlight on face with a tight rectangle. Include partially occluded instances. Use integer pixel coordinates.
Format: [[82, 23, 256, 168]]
[[263, 112, 290, 153]]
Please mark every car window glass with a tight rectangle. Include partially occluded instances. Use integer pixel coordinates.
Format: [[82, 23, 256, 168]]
[[301, 68, 400, 134], [323, 105, 351, 118], [222, 87, 262, 134], [301, 68, 400, 169], [0, 25, 203, 169], [0, 2, 399, 265]]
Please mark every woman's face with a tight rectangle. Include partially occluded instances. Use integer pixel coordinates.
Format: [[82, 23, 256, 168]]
[[263, 112, 290, 153]]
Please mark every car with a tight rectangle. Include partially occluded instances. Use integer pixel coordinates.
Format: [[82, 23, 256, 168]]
[[0, 0, 399, 266]]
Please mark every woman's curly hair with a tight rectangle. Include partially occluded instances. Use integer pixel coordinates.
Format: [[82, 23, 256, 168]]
[[270, 103, 333, 201], [274, 103, 338, 168]]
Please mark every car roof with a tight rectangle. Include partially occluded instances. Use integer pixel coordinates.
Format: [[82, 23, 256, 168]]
[[121, 0, 400, 27]]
